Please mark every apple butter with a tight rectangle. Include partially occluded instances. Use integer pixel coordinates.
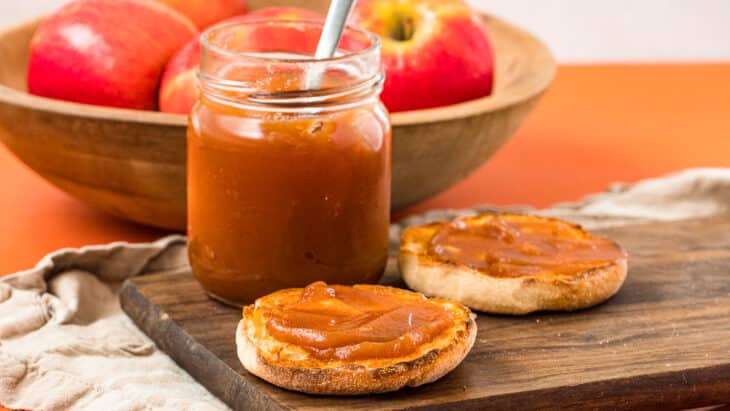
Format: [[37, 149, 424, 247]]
[[259, 282, 454, 361], [188, 21, 390, 305], [429, 215, 627, 277]]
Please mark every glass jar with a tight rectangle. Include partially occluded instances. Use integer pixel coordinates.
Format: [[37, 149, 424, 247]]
[[187, 20, 390, 306]]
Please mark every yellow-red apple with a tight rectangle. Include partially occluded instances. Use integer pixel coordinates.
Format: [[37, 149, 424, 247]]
[[27, 0, 197, 110], [351, 0, 494, 112], [159, 6, 324, 114], [153, 0, 247, 29]]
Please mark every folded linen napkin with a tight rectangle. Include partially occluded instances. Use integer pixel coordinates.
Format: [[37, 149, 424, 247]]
[[2, 168, 729, 411]]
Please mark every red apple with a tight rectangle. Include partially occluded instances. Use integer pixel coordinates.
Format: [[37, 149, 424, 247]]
[[157, 39, 201, 115], [153, 0, 248, 29], [351, 0, 494, 112], [27, 0, 198, 110], [159, 6, 324, 114], [226, 6, 322, 22]]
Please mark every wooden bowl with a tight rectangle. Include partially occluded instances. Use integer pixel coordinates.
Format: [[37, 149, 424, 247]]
[[0, 12, 554, 230]]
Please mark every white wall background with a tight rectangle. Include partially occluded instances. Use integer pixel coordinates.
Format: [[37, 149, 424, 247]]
[[1, 0, 729, 62]]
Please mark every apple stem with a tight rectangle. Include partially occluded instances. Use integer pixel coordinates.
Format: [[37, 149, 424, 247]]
[[392, 14, 415, 42]]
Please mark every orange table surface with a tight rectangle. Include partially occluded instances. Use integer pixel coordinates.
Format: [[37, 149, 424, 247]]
[[0, 64, 729, 277]]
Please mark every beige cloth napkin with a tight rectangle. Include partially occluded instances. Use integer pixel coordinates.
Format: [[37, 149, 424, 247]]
[[2, 168, 730, 411]]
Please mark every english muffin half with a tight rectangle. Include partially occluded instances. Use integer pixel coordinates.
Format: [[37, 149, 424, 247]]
[[237, 282, 476, 395], [399, 213, 628, 315]]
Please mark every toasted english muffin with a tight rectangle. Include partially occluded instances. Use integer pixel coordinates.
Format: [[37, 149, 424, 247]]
[[237, 283, 476, 395], [399, 213, 628, 315]]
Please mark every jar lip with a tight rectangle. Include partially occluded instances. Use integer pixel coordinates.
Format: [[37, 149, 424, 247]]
[[199, 19, 382, 64]]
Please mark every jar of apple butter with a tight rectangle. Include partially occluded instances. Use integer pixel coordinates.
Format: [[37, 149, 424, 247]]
[[188, 20, 390, 306]]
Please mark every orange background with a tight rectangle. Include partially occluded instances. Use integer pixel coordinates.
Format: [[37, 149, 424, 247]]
[[0, 64, 730, 410], [0, 64, 729, 278]]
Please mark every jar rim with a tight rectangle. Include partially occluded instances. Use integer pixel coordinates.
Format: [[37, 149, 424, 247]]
[[199, 19, 382, 65]]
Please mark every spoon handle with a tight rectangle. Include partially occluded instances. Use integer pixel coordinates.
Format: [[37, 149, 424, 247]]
[[306, 0, 357, 89]]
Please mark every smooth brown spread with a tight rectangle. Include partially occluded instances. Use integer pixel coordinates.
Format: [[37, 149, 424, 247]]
[[188, 68, 390, 305], [429, 215, 627, 278], [262, 282, 454, 361]]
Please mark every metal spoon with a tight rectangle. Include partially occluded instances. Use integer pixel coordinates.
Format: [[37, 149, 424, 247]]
[[306, 0, 357, 89]]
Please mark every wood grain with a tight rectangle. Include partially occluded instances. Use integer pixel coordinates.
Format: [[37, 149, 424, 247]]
[[121, 216, 730, 410], [0, 10, 555, 229]]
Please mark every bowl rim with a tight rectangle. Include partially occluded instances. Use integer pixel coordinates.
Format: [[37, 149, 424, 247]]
[[0, 13, 555, 127]]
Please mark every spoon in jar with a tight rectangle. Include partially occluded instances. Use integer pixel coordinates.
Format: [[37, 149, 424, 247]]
[[305, 0, 357, 90]]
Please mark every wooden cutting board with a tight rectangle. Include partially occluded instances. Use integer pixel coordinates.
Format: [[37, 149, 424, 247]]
[[120, 216, 730, 410]]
